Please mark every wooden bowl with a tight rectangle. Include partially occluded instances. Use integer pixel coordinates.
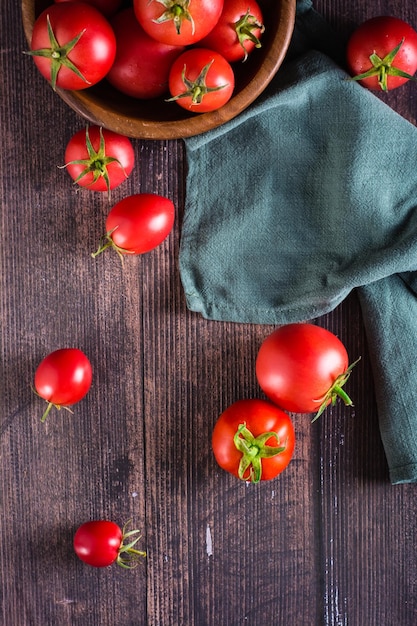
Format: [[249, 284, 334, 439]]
[[21, 0, 296, 140]]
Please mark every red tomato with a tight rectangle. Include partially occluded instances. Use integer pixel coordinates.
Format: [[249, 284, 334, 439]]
[[34, 348, 93, 422], [92, 193, 175, 259], [74, 520, 146, 568], [168, 48, 235, 112], [199, 0, 264, 62], [28, 2, 116, 90], [107, 8, 185, 99], [53, 0, 123, 18], [256, 324, 357, 420], [133, 0, 224, 46], [212, 399, 295, 483], [346, 16, 417, 91], [63, 126, 135, 193]]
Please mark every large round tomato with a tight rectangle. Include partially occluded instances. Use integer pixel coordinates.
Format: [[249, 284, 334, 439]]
[[29, 2, 116, 90], [107, 8, 185, 99], [74, 520, 146, 568], [168, 48, 235, 112], [212, 399, 295, 483], [133, 0, 224, 46], [53, 0, 123, 18], [34, 348, 93, 422], [92, 193, 175, 258], [199, 0, 264, 62], [256, 324, 356, 420], [346, 16, 417, 91], [63, 126, 135, 193]]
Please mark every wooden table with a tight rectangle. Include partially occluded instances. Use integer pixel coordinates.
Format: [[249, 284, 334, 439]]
[[2, 1, 416, 624]]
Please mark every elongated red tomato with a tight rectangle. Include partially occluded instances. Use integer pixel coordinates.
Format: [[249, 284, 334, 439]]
[[133, 0, 224, 46], [34, 348, 93, 422], [28, 2, 116, 90], [212, 399, 295, 482], [74, 520, 146, 568], [256, 324, 357, 420]]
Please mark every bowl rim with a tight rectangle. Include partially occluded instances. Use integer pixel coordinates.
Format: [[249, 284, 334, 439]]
[[21, 0, 297, 140]]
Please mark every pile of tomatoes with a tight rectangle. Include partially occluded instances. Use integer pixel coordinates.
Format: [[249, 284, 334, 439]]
[[28, 0, 266, 113]]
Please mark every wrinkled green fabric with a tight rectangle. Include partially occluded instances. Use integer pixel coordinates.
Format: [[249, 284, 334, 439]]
[[180, 0, 417, 484]]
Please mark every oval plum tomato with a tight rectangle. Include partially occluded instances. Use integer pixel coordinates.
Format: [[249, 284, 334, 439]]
[[107, 8, 185, 99], [199, 0, 264, 62], [168, 48, 235, 112], [92, 193, 175, 259], [133, 0, 224, 46], [27, 2, 116, 91], [62, 126, 135, 194], [53, 0, 123, 18], [212, 399, 295, 483], [346, 16, 417, 91], [34, 348, 93, 422], [74, 520, 146, 568], [256, 323, 359, 421]]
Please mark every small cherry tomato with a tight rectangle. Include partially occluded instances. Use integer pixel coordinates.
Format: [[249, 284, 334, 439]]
[[256, 324, 358, 420], [92, 193, 175, 259], [34, 348, 93, 422], [62, 126, 135, 194], [74, 520, 146, 568], [168, 48, 235, 112], [28, 2, 117, 91], [346, 16, 417, 91], [212, 399, 295, 482]]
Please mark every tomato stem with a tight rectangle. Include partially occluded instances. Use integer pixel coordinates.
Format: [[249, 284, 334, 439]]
[[152, 0, 195, 36], [116, 520, 146, 569], [233, 422, 287, 483], [349, 39, 417, 91], [311, 357, 361, 422], [234, 9, 265, 62]]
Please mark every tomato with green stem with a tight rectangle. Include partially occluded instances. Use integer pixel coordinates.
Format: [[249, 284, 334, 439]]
[[61, 126, 135, 194], [346, 16, 417, 91], [34, 348, 92, 422], [256, 323, 359, 421], [212, 399, 295, 483], [27, 2, 116, 90], [74, 520, 146, 568]]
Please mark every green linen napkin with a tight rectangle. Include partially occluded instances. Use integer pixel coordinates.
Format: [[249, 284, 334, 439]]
[[179, 0, 417, 484]]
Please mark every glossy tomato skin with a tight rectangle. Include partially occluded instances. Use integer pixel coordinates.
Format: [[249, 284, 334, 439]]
[[212, 399, 295, 481], [74, 521, 122, 567], [133, 0, 224, 46], [256, 324, 349, 414], [64, 126, 135, 192], [346, 16, 417, 90], [34, 348, 93, 407], [199, 0, 264, 62], [53, 0, 123, 18], [107, 8, 185, 99], [168, 48, 235, 112], [106, 193, 175, 254], [30, 2, 116, 90]]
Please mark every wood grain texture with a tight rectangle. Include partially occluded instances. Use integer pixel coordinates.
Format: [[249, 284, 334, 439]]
[[1, 1, 417, 625]]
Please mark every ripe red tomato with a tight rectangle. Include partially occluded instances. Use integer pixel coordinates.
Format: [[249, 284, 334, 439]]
[[28, 2, 116, 90], [74, 520, 146, 568], [92, 193, 175, 259], [53, 0, 123, 18], [168, 48, 235, 112], [63, 126, 135, 193], [256, 324, 357, 420], [133, 0, 224, 46], [34, 348, 93, 422], [107, 8, 185, 99], [212, 399, 295, 482], [346, 16, 417, 91], [199, 0, 264, 62]]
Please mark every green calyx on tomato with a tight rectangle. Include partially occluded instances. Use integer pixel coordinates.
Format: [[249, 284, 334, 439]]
[[350, 39, 417, 91], [311, 357, 361, 423], [61, 127, 128, 196], [233, 422, 287, 483], [167, 60, 228, 105], [91, 226, 130, 262], [116, 520, 147, 569], [152, 0, 195, 36], [235, 9, 265, 61], [25, 15, 89, 91]]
